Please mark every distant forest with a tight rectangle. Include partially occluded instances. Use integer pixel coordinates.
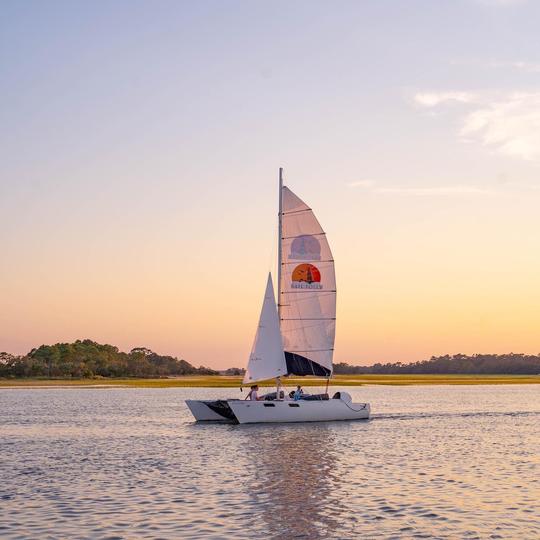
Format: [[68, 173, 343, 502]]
[[1, 341, 539, 378], [334, 354, 540, 375], [0, 340, 218, 378]]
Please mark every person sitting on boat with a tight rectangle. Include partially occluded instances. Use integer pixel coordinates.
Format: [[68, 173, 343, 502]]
[[275, 376, 283, 400], [246, 385, 261, 401], [293, 385, 304, 401]]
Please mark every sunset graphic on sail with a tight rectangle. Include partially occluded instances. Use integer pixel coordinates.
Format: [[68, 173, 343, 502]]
[[291, 263, 322, 289]]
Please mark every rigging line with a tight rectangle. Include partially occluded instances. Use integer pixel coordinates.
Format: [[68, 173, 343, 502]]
[[343, 401, 369, 413], [267, 206, 278, 276]]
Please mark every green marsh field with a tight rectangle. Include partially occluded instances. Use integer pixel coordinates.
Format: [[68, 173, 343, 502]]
[[1, 374, 538, 388]]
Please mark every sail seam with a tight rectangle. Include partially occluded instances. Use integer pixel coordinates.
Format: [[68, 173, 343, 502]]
[[281, 232, 326, 240], [287, 349, 334, 352], [281, 259, 334, 265], [281, 318, 336, 321], [282, 208, 312, 215], [281, 290, 337, 294]]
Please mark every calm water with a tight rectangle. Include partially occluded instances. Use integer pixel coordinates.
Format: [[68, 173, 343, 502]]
[[1, 385, 539, 539]]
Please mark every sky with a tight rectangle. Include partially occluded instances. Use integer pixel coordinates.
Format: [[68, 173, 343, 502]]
[[1, 0, 540, 368]]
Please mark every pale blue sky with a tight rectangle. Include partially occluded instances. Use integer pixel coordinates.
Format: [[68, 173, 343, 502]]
[[2, 1, 540, 366]]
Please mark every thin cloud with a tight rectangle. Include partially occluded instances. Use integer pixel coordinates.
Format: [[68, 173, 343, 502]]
[[347, 179, 376, 188], [475, 0, 527, 5], [373, 185, 492, 196], [450, 59, 540, 73], [348, 181, 491, 196], [415, 90, 540, 161], [489, 60, 540, 73], [414, 92, 477, 107], [460, 92, 540, 160]]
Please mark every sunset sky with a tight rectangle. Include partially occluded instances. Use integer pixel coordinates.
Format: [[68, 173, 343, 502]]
[[2, 0, 540, 368]]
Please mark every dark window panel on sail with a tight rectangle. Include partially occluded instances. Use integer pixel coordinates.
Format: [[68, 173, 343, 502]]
[[284, 351, 331, 377]]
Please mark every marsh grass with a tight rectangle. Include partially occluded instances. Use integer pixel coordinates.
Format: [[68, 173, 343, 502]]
[[0, 374, 538, 388]]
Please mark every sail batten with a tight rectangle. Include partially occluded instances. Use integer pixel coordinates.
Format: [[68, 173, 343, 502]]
[[279, 186, 336, 377]]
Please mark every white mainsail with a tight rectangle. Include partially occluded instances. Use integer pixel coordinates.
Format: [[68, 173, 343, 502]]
[[279, 186, 336, 377], [243, 273, 287, 384]]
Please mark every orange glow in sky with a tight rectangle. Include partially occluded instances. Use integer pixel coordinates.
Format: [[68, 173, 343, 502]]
[[2, 2, 540, 368]]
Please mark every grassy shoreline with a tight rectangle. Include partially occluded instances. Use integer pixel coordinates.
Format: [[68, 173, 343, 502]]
[[0, 374, 538, 388]]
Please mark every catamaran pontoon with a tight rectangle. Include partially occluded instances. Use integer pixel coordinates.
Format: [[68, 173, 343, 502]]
[[186, 169, 370, 423]]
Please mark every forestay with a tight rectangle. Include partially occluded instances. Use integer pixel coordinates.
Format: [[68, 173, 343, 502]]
[[243, 273, 287, 384], [279, 187, 336, 377]]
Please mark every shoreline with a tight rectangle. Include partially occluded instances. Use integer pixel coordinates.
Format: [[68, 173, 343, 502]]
[[0, 374, 538, 389]]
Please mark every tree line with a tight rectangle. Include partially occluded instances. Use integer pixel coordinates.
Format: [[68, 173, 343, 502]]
[[1, 342, 539, 378], [0, 340, 218, 378], [334, 353, 540, 375]]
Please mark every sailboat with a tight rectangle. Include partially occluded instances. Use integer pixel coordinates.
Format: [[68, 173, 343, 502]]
[[186, 169, 370, 423]]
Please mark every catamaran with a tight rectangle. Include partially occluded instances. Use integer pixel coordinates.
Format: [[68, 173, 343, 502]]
[[186, 169, 370, 423]]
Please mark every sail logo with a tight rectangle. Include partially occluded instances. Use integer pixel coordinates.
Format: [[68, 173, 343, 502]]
[[291, 263, 322, 289], [289, 235, 321, 260]]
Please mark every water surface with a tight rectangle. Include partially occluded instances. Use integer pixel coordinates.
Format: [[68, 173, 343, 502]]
[[1, 385, 539, 539]]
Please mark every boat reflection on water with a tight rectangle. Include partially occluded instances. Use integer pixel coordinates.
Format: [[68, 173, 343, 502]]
[[237, 423, 346, 539]]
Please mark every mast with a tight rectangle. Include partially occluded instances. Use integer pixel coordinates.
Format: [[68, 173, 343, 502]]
[[277, 167, 283, 324]]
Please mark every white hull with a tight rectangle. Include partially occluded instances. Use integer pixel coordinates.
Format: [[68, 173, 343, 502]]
[[228, 399, 370, 424], [186, 396, 370, 424]]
